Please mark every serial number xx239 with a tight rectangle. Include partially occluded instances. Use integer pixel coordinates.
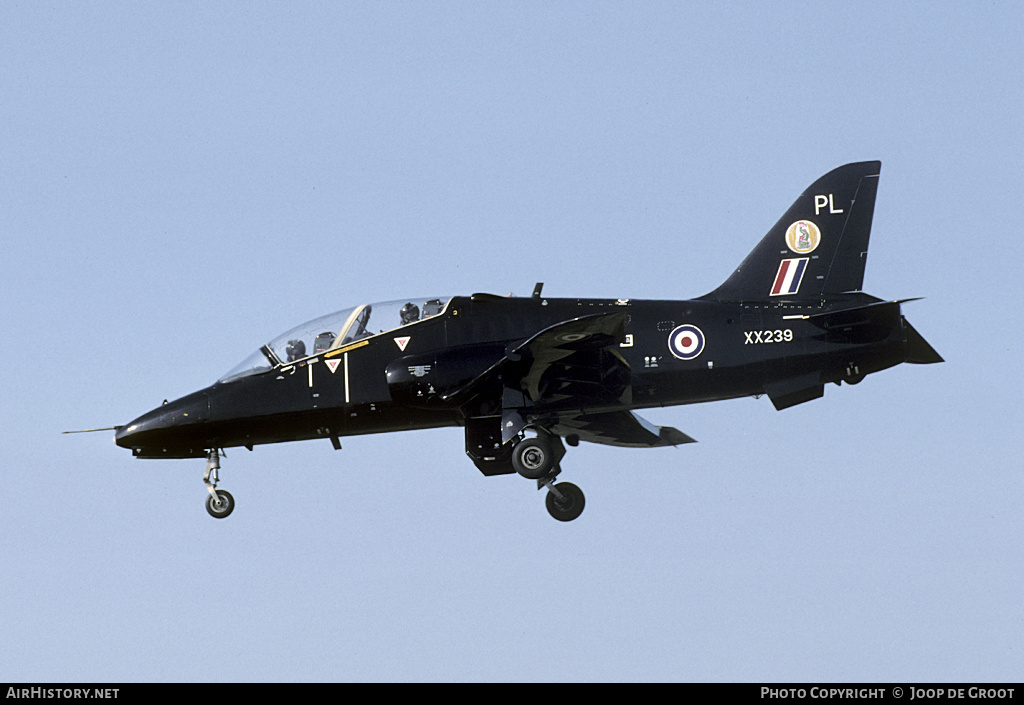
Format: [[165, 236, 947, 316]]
[[744, 329, 793, 344]]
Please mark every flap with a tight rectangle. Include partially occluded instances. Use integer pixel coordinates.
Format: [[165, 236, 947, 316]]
[[550, 410, 697, 448]]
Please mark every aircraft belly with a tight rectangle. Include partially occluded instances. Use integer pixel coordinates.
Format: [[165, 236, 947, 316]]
[[635, 363, 765, 407], [342, 402, 461, 436]]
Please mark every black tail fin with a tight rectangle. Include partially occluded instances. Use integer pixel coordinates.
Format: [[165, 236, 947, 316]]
[[702, 161, 882, 302]]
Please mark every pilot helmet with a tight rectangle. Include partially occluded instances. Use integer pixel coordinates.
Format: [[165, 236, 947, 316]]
[[285, 339, 306, 362], [400, 302, 420, 324]]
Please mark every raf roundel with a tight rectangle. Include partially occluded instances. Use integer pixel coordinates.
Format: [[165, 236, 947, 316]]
[[668, 324, 706, 360]]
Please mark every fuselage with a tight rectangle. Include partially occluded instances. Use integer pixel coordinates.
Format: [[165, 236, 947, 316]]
[[114, 291, 910, 459]]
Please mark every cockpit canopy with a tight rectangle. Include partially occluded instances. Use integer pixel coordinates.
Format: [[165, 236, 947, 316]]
[[219, 296, 451, 383]]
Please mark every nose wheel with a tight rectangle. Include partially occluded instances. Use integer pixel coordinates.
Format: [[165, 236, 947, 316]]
[[206, 489, 235, 518], [203, 449, 235, 519]]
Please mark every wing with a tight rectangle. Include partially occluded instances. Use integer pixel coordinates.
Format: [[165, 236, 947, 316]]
[[440, 311, 629, 407], [448, 311, 697, 446], [550, 410, 696, 448], [513, 310, 631, 406]]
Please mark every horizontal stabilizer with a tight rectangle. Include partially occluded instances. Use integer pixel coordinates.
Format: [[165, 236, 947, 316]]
[[806, 303, 942, 363], [804, 300, 903, 345], [903, 319, 943, 364]]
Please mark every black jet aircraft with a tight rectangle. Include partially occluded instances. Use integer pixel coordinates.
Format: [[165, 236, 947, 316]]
[[107, 161, 941, 521]]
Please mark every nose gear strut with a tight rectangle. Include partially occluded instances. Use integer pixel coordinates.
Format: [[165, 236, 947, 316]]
[[203, 449, 235, 519]]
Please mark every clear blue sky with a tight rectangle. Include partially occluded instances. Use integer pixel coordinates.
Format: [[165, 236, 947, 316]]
[[3, 1, 1021, 682]]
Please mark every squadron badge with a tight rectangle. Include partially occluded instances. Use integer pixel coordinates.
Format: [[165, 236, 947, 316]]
[[785, 220, 821, 254]]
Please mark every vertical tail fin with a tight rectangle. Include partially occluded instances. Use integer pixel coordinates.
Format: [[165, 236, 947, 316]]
[[702, 161, 881, 302]]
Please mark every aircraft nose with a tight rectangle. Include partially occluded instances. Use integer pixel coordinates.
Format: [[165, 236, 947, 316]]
[[115, 404, 175, 449], [115, 391, 211, 454], [114, 422, 136, 448], [114, 416, 153, 448]]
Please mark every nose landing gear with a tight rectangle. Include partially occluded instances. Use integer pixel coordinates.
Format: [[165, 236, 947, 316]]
[[203, 449, 235, 519]]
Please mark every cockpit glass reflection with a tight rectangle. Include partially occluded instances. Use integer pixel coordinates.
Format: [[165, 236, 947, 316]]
[[218, 296, 451, 383]]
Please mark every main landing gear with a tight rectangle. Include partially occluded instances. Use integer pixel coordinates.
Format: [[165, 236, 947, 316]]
[[510, 433, 585, 522], [204, 448, 234, 519]]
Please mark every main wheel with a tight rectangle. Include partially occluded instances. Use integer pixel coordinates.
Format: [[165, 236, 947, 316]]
[[545, 482, 585, 522], [205, 489, 235, 519], [512, 437, 555, 480]]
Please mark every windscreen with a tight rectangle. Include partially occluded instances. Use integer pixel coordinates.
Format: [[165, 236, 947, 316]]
[[218, 297, 450, 383]]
